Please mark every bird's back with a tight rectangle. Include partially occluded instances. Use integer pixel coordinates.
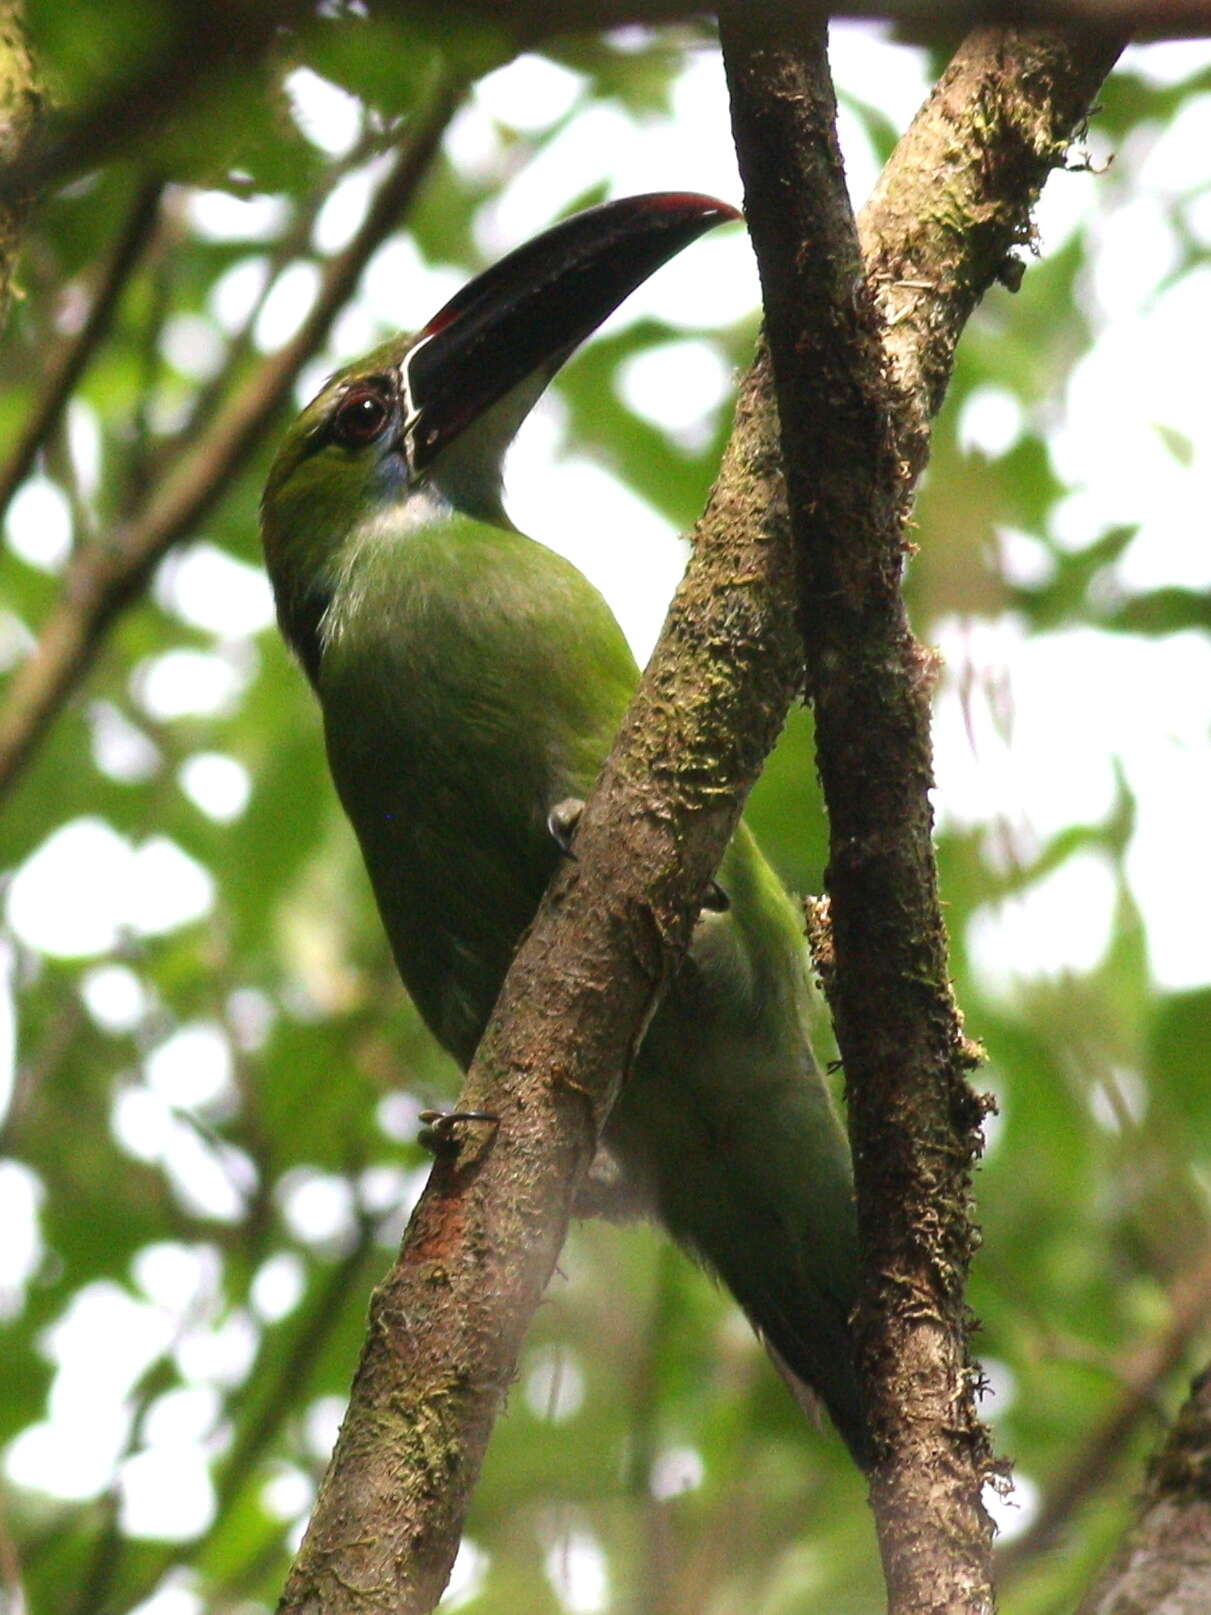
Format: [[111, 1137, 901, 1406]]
[[612, 823, 865, 1460]]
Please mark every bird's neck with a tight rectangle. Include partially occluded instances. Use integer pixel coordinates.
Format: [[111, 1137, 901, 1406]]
[[268, 478, 507, 686]]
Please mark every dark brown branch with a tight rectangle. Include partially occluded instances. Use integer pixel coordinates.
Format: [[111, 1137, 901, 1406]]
[[410, 0, 1211, 41], [1076, 1363, 1211, 1615], [0, 76, 462, 802], [277, 347, 804, 1615], [722, 17, 1126, 1614], [721, 14, 995, 1612], [0, 0, 1187, 222], [999, 1244, 1211, 1585], [0, 173, 163, 520]]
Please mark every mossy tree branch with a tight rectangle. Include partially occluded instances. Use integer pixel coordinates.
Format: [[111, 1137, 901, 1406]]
[[277, 337, 804, 1615], [722, 16, 1126, 1613], [721, 15, 992, 1611]]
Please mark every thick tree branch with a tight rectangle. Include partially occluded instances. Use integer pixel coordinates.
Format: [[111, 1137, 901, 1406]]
[[277, 340, 805, 1615], [1076, 1365, 1211, 1615], [721, 14, 995, 1613], [720, 17, 1126, 1614], [414, 0, 1211, 41], [0, 78, 461, 802], [0, 0, 1192, 231]]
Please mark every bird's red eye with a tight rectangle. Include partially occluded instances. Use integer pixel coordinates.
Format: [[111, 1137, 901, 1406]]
[[332, 387, 390, 447]]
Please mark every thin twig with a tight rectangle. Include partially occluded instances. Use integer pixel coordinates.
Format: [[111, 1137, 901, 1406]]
[[217, 1220, 383, 1519], [119, 192, 179, 514], [168, 121, 396, 454], [999, 1244, 1211, 1583], [109, 1220, 385, 1615], [0, 1481, 25, 1615], [0, 173, 164, 520], [0, 74, 463, 801], [0, 0, 315, 209]]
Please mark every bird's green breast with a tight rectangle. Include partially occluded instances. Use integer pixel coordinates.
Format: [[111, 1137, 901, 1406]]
[[316, 508, 638, 1061]]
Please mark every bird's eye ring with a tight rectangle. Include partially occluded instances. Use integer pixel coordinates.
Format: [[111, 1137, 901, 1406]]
[[332, 386, 390, 448]]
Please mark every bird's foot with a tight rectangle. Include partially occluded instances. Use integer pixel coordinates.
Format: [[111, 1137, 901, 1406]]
[[572, 1147, 650, 1222], [700, 878, 730, 913], [547, 797, 583, 857], [547, 795, 729, 912], [417, 1108, 499, 1158]]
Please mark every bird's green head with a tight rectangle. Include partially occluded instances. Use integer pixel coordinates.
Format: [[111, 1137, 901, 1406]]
[[260, 192, 739, 680]]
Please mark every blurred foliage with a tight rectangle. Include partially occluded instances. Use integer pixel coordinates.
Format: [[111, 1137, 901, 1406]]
[[1, 7, 1210, 1615]]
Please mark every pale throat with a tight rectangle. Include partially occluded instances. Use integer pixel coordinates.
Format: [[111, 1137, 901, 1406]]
[[319, 482, 452, 657]]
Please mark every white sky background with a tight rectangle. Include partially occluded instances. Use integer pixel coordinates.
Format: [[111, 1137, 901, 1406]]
[[3, 21, 1211, 1568]]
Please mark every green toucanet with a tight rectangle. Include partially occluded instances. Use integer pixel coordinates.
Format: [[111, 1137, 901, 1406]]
[[261, 193, 868, 1466]]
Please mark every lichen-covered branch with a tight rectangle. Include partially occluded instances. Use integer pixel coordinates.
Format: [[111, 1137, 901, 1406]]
[[720, 14, 995, 1612], [277, 347, 803, 1615], [0, 0, 42, 333], [1076, 1367, 1211, 1615], [719, 15, 1126, 1615], [859, 24, 1131, 478], [0, 78, 461, 802]]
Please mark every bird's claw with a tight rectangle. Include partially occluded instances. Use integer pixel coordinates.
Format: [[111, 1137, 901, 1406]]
[[546, 797, 729, 913], [417, 1108, 499, 1157], [547, 797, 583, 857]]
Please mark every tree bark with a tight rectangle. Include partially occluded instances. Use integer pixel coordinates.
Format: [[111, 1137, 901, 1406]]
[[721, 15, 995, 1612], [277, 336, 805, 1615], [1077, 1369, 1211, 1615], [721, 15, 1127, 1614]]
